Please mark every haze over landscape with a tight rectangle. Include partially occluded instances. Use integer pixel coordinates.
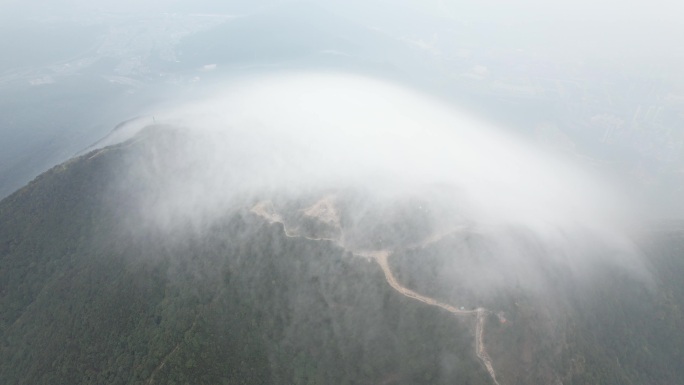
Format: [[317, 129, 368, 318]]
[[1, 1, 683, 384]]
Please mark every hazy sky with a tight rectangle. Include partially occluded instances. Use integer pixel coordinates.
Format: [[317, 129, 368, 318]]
[[4, 0, 681, 75], [1, 0, 682, 215], [4, 0, 681, 17]]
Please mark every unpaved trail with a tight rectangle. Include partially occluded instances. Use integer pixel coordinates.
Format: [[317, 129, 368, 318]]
[[252, 199, 502, 385], [357, 250, 477, 316], [359, 249, 500, 385], [475, 308, 500, 385]]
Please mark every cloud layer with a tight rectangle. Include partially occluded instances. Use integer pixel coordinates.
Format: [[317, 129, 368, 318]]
[[109, 71, 647, 291]]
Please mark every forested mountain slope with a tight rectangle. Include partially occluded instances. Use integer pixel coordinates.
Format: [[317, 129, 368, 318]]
[[1, 127, 683, 384]]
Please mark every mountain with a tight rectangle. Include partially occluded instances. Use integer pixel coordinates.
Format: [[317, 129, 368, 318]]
[[1, 126, 683, 384]]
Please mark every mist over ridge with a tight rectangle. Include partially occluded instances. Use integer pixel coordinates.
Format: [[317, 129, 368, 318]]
[[117, 72, 626, 220], [104, 71, 647, 293]]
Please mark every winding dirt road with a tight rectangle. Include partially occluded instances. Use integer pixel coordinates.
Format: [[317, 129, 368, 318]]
[[358, 250, 500, 385], [356, 250, 474, 316], [252, 199, 501, 385]]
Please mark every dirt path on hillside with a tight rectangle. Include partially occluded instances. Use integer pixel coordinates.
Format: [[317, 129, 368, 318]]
[[252, 199, 501, 385], [356, 250, 477, 316], [358, 249, 499, 385]]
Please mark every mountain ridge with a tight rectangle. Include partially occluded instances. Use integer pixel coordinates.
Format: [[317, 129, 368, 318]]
[[1, 126, 683, 384]]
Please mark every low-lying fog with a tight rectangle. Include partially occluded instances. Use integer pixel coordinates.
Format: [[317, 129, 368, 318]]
[[107, 71, 649, 293]]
